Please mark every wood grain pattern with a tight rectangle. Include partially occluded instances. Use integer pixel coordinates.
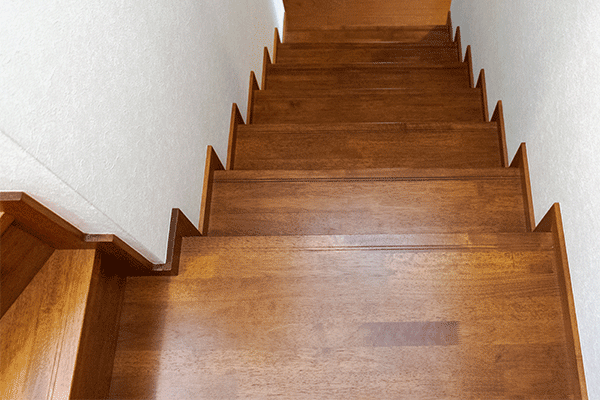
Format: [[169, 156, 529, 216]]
[[535, 204, 588, 399], [1, 225, 54, 318], [233, 122, 503, 170], [276, 42, 458, 64], [282, 0, 453, 29], [110, 233, 573, 399], [0, 249, 96, 400], [207, 168, 527, 236], [285, 25, 451, 44], [0, 211, 14, 235], [510, 143, 536, 231], [70, 251, 126, 399], [226, 103, 245, 170], [264, 64, 470, 90], [491, 100, 510, 167], [0, 192, 88, 249], [252, 88, 485, 124], [199, 146, 225, 236]]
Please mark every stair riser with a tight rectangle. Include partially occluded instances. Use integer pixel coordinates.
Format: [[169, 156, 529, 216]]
[[277, 45, 458, 64], [208, 175, 527, 236], [252, 91, 484, 124], [234, 126, 503, 169], [285, 27, 451, 43], [265, 66, 470, 90]]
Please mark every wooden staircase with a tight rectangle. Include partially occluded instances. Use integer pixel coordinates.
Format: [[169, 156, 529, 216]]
[[108, 7, 587, 400]]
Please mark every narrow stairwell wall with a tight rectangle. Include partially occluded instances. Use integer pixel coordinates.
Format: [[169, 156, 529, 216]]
[[0, 0, 284, 262], [451, 1, 600, 396]]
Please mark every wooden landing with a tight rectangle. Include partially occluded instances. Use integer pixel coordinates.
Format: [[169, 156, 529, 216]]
[[110, 233, 577, 399]]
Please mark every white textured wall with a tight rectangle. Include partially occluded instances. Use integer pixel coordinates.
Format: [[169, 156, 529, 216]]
[[451, 0, 600, 395], [0, 0, 284, 262]]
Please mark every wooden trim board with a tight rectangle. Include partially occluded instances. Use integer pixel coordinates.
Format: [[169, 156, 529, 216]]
[[246, 71, 260, 124], [226, 103, 245, 170], [476, 69, 489, 122], [491, 101, 510, 167], [454, 26, 462, 62], [199, 146, 225, 236], [0, 211, 14, 235], [446, 11, 452, 40], [1, 192, 200, 275], [464, 45, 474, 88], [535, 204, 588, 399], [274, 27, 281, 60], [262, 47, 272, 90], [510, 143, 535, 231]]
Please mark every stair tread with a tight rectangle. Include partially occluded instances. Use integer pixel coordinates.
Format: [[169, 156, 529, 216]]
[[112, 230, 573, 399]]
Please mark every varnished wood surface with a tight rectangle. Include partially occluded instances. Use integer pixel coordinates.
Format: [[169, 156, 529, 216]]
[[1, 224, 54, 318], [0, 211, 14, 235], [0, 192, 88, 249], [110, 233, 575, 399], [535, 204, 588, 399], [510, 143, 536, 231], [285, 25, 451, 43], [264, 64, 470, 90], [233, 122, 503, 169], [491, 100, 510, 167], [0, 249, 96, 400], [207, 168, 527, 236], [276, 43, 457, 64], [199, 146, 225, 235], [252, 88, 484, 124], [283, 0, 453, 29], [70, 252, 126, 399]]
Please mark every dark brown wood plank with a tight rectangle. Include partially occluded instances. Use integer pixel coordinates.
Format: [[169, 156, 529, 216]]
[[476, 69, 489, 122], [233, 122, 503, 169], [491, 100, 510, 167], [265, 64, 470, 90], [0, 211, 14, 235], [0, 249, 96, 399], [510, 143, 535, 231], [207, 168, 527, 236], [283, 0, 453, 29], [0, 192, 88, 249], [276, 43, 458, 64], [227, 103, 245, 170], [199, 146, 225, 236], [70, 252, 126, 399], [285, 25, 451, 43], [1, 225, 54, 318], [110, 233, 574, 399], [535, 204, 588, 399], [252, 88, 484, 124]]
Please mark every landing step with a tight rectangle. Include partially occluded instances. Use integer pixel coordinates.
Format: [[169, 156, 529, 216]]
[[285, 25, 451, 44], [207, 168, 528, 236], [265, 63, 470, 90], [252, 88, 484, 124], [277, 43, 458, 64], [233, 122, 503, 169], [110, 232, 578, 399]]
